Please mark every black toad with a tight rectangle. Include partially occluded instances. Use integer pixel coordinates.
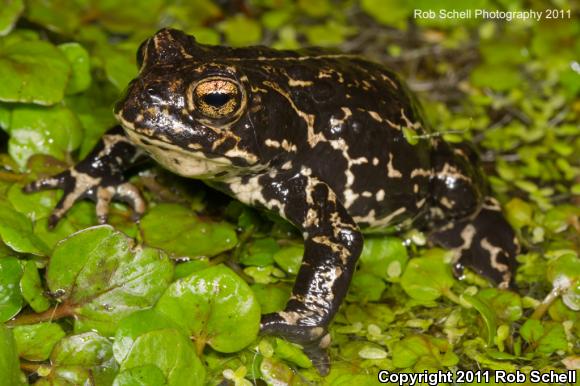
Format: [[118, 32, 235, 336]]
[[26, 28, 519, 374]]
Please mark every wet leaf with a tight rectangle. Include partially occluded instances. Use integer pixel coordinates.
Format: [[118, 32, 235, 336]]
[[240, 237, 279, 266], [155, 264, 261, 353], [251, 283, 290, 314], [359, 236, 408, 282], [47, 225, 173, 336], [49, 331, 118, 385], [400, 250, 455, 302], [273, 244, 303, 275], [274, 338, 312, 368], [59, 43, 92, 95], [0, 203, 49, 255], [113, 365, 168, 386], [7, 105, 82, 168], [19, 260, 51, 313], [0, 36, 70, 104], [113, 309, 182, 364], [0, 256, 23, 322], [0, 325, 25, 386], [119, 329, 205, 386], [141, 204, 237, 258], [13, 322, 66, 361]]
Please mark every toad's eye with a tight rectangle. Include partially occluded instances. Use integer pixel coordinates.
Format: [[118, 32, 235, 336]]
[[203, 92, 231, 108], [190, 77, 244, 121]]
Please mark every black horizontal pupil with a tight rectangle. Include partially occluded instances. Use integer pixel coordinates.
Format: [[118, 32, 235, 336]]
[[203, 92, 231, 107]]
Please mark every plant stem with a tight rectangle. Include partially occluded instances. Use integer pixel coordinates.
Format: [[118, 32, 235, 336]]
[[7, 303, 74, 326]]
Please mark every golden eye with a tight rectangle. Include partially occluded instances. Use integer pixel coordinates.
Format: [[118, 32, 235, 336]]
[[191, 77, 242, 120]]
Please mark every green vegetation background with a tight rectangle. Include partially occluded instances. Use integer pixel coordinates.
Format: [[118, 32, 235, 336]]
[[0, 0, 578, 385]]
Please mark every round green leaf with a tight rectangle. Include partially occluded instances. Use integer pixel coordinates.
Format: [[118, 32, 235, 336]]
[[120, 329, 205, 386], [8, 105, 82, 168], [141, 204, 237, 258], [58, 43, 92, 95], [113, 365, 168, 386], [0, 37, 70, 105], [13, 322, 66, 361], [48, 331, 119, 385], [47, 225, 174, 336], [240, 237, 279, 266], [155, 264, 261, 353], [113, 309, 182, 364], [51, 331, 114, 368], [0, 0, 24, 36], [273, 244, 303, 275], [251, 283, 290, 314], [359, 236, 408, 282], [0, 256, 23, 322], [0, 202, 49, 255], [400, 250, 455, 302], [477, 288, 523, 323]]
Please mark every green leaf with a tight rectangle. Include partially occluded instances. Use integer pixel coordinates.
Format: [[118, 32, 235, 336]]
[[251, 283, 290, 314], [155, 264, 261, 353], [49, 331, 119, 385], [0, 202, 49, 255], [0, 256, 23, 322], [24, 0, 82, 35], [505, 198, 534, 229], [52, 331, 113, 366], [113, 309, 182, 364], [219, 14, 262, 46], [391, 335, 457, 370], [0, 0, 24, 36], [274, 338, 312, 368], [359, 236, 408, 282], [13, 322, 66, 361], [477, 288, 523, 323], [547, 253, 580, 311], [360, 0, 411, 28], [470, 64, 521, 91], [119, 329, 205, 386], [58, 43, 92, 95], [97, 42, 139, 91], [0, 325, 25, 386], [47, 225, 173, 336], [350, 272, 386, 302], [519, 320, 568, 355], [400, 250, 455, 302], [8, 105, 83, 168], [240, 237, 279, 266], [462, 294, 496, 346], [273, 244, 303, 274], [0, 36, 70, 105], [141, 204, 237, 258], [19, 260, 51, 313], [113, 365, 168, 386]]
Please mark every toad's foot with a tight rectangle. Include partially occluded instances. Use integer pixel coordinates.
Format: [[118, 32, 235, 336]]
[[261, 312, 331, 375], [23, 126, 145, 227]]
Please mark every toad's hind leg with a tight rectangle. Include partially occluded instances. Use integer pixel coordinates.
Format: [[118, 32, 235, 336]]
[[429, 197, 519, 288], [219, 168, 363, 375]]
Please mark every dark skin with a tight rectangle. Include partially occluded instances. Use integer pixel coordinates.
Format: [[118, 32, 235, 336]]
[[26, 28, 519, 374]]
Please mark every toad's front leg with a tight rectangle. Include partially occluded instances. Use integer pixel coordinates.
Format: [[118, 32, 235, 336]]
[[223, 168, 363, 374], [24, 126, 146, 227]]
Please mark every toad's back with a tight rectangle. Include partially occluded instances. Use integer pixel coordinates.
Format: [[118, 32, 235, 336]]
[[204, 48, 435, 229]]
